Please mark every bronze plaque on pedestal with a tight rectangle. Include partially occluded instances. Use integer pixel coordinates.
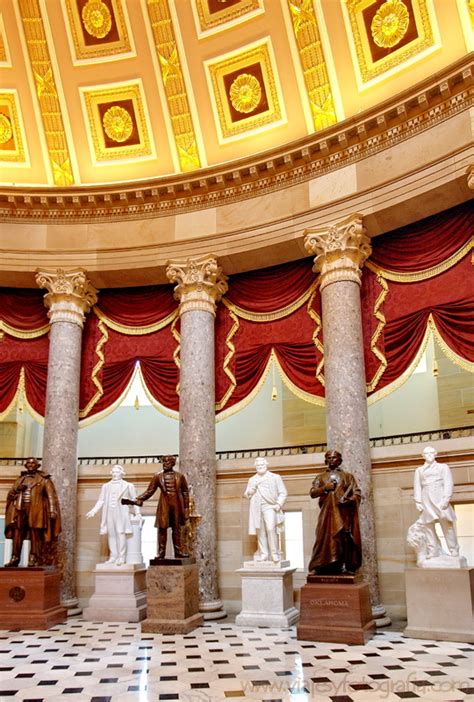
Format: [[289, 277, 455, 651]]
[[0, 567, 67, 630]]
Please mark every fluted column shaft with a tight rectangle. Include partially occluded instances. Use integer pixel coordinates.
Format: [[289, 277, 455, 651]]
[[167, 255, 227, 619], [36, 268, 97, 609], [305, 215, 381, 609]]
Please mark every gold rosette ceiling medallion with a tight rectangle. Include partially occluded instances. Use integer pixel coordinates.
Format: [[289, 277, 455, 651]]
[[0, 113, 13, 144], [102, 105, 133, 142], [371, 0, 410, 48], [229, 73, 262, 114], [82, 0, 112, 39]]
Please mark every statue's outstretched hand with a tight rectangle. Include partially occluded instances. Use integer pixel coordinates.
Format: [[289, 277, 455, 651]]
[[122, 497, 143, 507]]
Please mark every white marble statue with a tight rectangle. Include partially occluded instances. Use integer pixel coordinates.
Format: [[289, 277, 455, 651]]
[[407, 446, 466, 568], [244, 457, 288, 563], [86, 465, 142, 566]]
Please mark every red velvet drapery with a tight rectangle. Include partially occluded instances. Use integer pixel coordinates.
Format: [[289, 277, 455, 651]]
[[0, 202, 472, 422]]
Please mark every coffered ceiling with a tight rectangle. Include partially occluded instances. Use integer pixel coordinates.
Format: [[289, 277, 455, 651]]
[[0, 0, 471, 187]]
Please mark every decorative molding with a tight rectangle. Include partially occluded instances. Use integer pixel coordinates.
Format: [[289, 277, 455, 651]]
[[17, 0, 74, 185], [286, 0, 337, 131], [167, 255, 228, 316], [467, 164, 474, 191], [205, 38, 285, 142], [304, 214, 371, 290], [344, 0, 438, 87], [0, 91, 28, 163], [0, 57, 471, 222], [193, 0, 263, 37], [145, 0, 201, 172], [63, 0, 134, 63], [0, 13, 11, 65], [36, 268, 98, 327]]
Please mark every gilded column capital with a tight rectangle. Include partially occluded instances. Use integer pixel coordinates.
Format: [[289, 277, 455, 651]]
[[166, 255, 228, 316], [304, 213, 372, 290], [35, 268, 98, 327]]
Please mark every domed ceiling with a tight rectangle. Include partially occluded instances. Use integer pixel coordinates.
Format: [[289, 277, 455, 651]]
[[0, 0, 471, 188]]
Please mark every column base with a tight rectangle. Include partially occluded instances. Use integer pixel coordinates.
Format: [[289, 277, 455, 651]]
[[297, 576, 375, 644], [372, 603, 392, 627], [83, 564, 147, 622], [236, 563, 299, 628], [0, 567, 67, 630], [142, 563, 203, 634], [405, 567, 474, 643], [199, 599, 227, 620]]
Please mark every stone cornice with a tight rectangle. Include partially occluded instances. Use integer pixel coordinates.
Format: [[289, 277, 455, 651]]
[[0, 57, 472, 224]]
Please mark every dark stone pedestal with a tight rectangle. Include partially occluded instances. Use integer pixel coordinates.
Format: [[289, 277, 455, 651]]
[[141, 563, 203, 634], [0, 567, 67, 630], [297, 574, 375, 644]]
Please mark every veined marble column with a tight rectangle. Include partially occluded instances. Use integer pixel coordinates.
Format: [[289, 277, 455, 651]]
[[36, 268, 98, 611], [167, 255, 227, 620], [304, 215, 390, 626]]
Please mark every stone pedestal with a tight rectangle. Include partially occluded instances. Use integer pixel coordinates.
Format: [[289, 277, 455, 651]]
[[83, 564, 147, 622], [0, 567, 67, 630], [236, 561, 299, 628], [405, 567, 474, 643], [297, 574, 375, 644], [142, 563, 203, 634]]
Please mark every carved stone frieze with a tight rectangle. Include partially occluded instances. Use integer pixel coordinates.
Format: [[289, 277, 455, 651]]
[[36, 268, 98, 326], [167, 255, 228, 316], [304, 214, 371, 289]]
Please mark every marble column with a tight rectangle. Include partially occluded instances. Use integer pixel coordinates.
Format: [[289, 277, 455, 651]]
[[36, 268, 98, 611], [167, 255, 227, 620], [304, 215, 390, 626]]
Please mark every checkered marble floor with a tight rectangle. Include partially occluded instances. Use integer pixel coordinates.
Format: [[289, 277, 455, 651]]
[[0, 619, 472, 702]]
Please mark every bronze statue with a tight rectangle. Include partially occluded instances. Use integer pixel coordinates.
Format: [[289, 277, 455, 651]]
[[123, 455, 189, 559], [308, 450, 362, 575], [4, 457, 61, 567]]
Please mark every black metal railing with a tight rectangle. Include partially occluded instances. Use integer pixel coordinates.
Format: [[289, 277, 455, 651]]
[[0, 425, 472, 467]]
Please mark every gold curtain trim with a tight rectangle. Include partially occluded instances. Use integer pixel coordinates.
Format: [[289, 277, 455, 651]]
[[216, 351, 275, 422], [215, 309, 239, 412], [222, 280, 319, 322], [79, 318, 108, 419], [368, 313, 473, 405], [93, 306, 178, 334], [366, 237, 473, 282], [366, 273, 389, 393], [306, 288, 325, 387], [0, 367, 45, 424], [0, 321, 49, 339], [171, 315, 180, 397], [135, 364, 179, 420], [273, 352, 326, 407]]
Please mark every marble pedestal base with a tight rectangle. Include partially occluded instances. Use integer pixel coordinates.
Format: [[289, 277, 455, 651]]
[[236, 561, 299, 628], [0, 567, 67, 630], [142, 563, 203, 634], [297, 576, 375, 644], [83, 564, 147, 622], [404, 567, 474, 643]]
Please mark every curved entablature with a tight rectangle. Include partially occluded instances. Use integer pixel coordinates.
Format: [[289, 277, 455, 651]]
[[0, 57, 472, 224]]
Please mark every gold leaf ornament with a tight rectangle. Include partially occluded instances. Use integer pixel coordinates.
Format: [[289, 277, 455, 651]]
[[371, 0, 410, 49], [82, 0, 112, 39], [102, 105, 133, 142], [0, 113, 13, 144], [229, 73, 262, 114]]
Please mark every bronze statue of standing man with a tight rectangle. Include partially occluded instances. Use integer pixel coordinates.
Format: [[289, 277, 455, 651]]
[[308, 450, 362, 575], [124, 455, 189, 559], [4, 457, 61, 567]]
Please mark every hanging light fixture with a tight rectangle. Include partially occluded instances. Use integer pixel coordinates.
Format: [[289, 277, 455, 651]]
[[134, 394, 140, 410], [271, 360, 278, 401]]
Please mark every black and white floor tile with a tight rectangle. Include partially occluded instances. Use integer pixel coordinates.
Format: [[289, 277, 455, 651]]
[[0, 619, 472, 701]]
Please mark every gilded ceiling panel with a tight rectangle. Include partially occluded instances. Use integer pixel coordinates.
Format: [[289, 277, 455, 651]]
[[81, 82, 154, 162], [0, 92, 27, 163], [0, 14, 10, 64], [64, 0, 133, 62], [205, 39, 285, 141], [193, 0, 263, 36], [344, 0, 437, 85], [286, 0, 337, 131]]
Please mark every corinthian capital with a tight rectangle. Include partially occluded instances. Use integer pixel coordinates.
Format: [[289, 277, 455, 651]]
[[166, 255, 228, 316], [35, 268, 98, 327], [304, 214, 371, 290]]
